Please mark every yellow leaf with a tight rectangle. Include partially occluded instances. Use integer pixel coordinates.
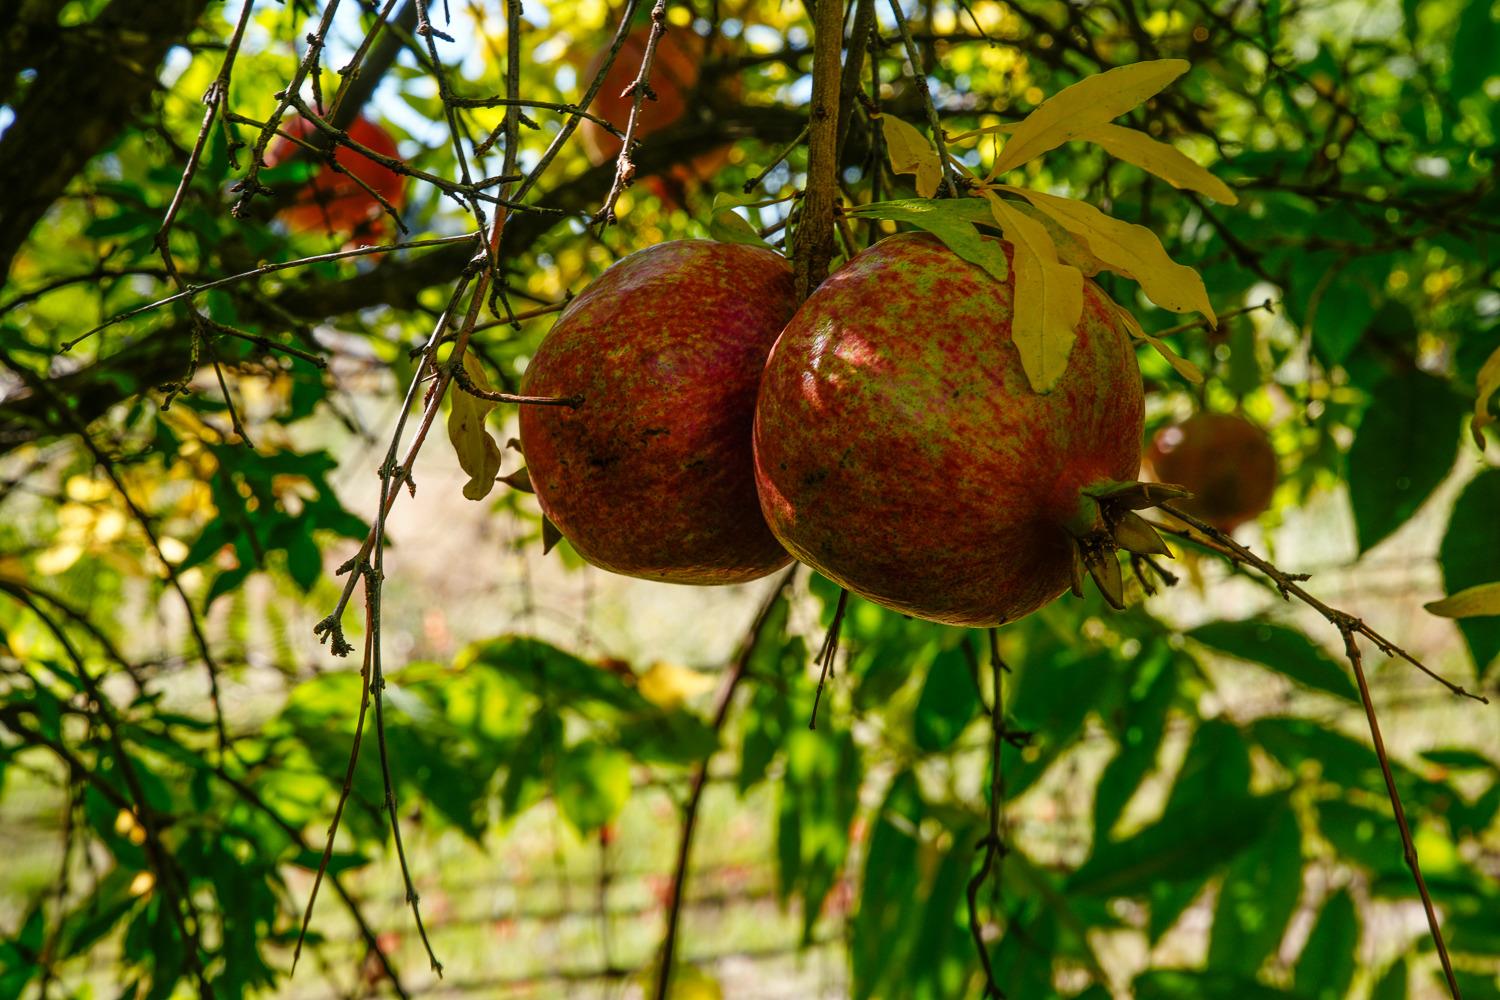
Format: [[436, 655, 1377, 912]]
[[1007, 201, 1108, 275], [1009, 187, 1216, 325], [445, 353, 503, 501], [985, 194, 1083, 392], [1470, 344, 1500, 449], [1111, 299, 1204, 384], [881, 114, 943, 198], [1079, 123, 1238, 205], [990, 59, 1189, 177], [1425, 582, 1500, 619], [637, 661, 718, 709]]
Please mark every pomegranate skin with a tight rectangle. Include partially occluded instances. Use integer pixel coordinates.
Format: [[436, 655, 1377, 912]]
[[1145, 412, 1278, 532], [753, 233, 1145, 626], [520, 241, 798, 585]]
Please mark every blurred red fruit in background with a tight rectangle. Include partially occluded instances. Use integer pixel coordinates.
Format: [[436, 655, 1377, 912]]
[[266, 113, 406, 244], [1145, 412, 1279, 532]]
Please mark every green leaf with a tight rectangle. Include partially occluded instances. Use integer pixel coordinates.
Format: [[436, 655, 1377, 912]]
[[554, 743, 632, 835], [1293, 889, 1359, 1000], [708, 193, 773, 249], [1441, 469, 1500, 679], [1372, 957, 1409, 1000], [1208, 807, 1303, 975], [1071, 793, 1287, 899], [1188, 619, 1359, 702], [851, 772, 925, 999], [912, 646, 981, 752], [1348, 370, 1463, 552], [1451, 971, 1500, 1000], [1449, 0, 1500, 98], [1135, 970, 1300, 999], [1313, 273, 1377, 366], [1420, 748, 1496, 771], [1163, 720, 1253, 814], [846, 198, 1009, 284], [1093, 649, 1176, 838]]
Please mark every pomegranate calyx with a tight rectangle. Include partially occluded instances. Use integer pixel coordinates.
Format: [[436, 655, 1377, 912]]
[[1066, 479, 1182, 609]]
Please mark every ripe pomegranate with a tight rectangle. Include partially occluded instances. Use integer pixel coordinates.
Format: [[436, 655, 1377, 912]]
[[754, 232, 1158, 626], [1145, 412, 1278, 532], [519, 240, 797, 584], [266, 114, 406, 242]]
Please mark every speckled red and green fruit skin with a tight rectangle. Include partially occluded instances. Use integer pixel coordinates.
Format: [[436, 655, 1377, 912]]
[[1146, 412, 1277, 532], [520, 240, 797, 585], [754, 232, 1144, 626]]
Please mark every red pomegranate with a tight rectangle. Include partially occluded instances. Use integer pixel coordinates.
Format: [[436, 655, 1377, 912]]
[[519, 240, 797, 584], [266, 114, 406, 242], [754, 233, 1150, 626], [1145, 412, 1278, 532]]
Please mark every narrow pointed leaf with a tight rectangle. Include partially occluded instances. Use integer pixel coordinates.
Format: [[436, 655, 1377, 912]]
[[990, 59, 1190, 177], [1425, 581, 1500, 619], [880, 114, 943, 198], [1080, 123, 1238, 204], [1113, 300, 1205, 384], [847, 198, 1009, 284], [986, 194, 1083, 392], [1011, 187, 1215, 323]]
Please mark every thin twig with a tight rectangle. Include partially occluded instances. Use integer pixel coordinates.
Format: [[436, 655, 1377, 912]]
[[884, 0, 958, 197], [966, 627, 1008, 999], [1153, 506, 1485, 703], [1338, 628, 1463, 1000], [594, 0, 671, 225], [742, 125, 810, 194], [809, 588, 850, 730], [653, 568, 797, 1000]]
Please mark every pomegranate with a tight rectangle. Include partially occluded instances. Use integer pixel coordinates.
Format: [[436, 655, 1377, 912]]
[[266, 114, 406, 242], [519, 240, 797, 584], [754, 232, 1162, 626], [1145, 412, 1278, 532]]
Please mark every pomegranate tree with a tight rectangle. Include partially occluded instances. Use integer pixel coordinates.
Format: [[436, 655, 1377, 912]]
[[1146, 412, 1278, 532], [754, 233, 1172, 626], [519, 240, 797, 584]]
